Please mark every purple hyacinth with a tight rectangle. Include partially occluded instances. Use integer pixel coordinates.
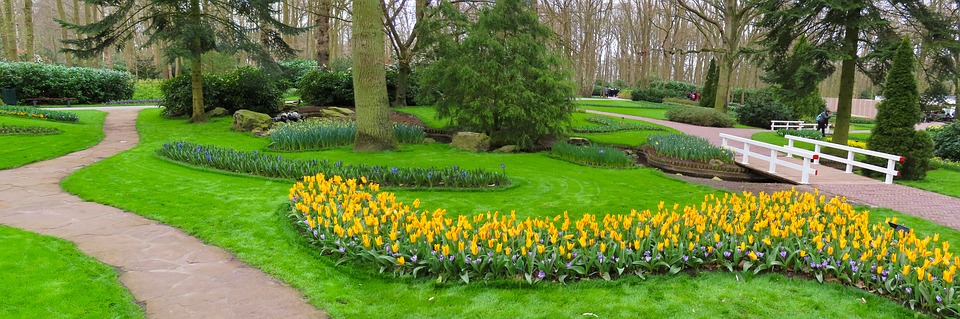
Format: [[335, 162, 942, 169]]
[[338, 247, 345, 253], [937, 295, 943, 303], [723, 251, 731, 258], [780, 251, 787, 259], [682, 255, 689, 262], [905, 287, 912, 294], [566, 262, 572, 268], [537, 270, 546, 279], [411, 255, 418, 263], [448, 255, 455, 262]]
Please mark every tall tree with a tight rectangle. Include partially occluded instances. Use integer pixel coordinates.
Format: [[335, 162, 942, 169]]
[[700, 58, 718, 108], [757, 0, 958, 147], [762, 35, 831, 118], [56, 0, 73, 66], [1, 0, 16, 61], [353, 0, 395, 151], [315, 0, 331, 66], [382, 0, 429, 107], [61, 0, 304, 123], [23, 0, 34, 59]]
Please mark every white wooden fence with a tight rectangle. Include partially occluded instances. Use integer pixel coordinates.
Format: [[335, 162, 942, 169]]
[[783, 135, 903, 184], [770, 120, 827, 131], [720, 133, 819, 184]]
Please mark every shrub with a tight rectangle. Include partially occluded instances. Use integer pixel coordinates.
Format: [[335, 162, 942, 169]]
[[0, 124, 60, 135], [158, 141, 508, 188], [662, 97, 700, 107], [572, 116, 665, 133], [735, 88, 795, 128], [851, 117, 875, 124], [268, 120, 425, 151], [664, 107, 735, 127], [776, 129, 823, 140], [161, 67, 281, 117], [0, 105, 79, 122], [932, 157, 960, 171], [647, 134, 733, 163], [630, 86, 671, 103], [0, 62, 134, 104], [651, 79, 698, 98], [616, 89, 632, 100], [700, 58, 718, 108], [932, 123, 960, 162], [277, 59, 318, 91], [299, 68, 419, 107], [131, 79, 164, 101], [549, 142, 634, 168], [290, 176, 960, 317]]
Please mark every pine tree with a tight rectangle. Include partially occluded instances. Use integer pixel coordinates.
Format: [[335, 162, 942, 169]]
[[353, 0, 395, 151], [867, 38, 933, 180], [762, 35, 831, 118], [700, 58, 718, 109]]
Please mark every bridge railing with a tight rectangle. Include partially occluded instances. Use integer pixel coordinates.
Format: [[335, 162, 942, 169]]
[[783, 135, 903, 184], [720, 133, 819, 184], [770, 120, 826, 131]]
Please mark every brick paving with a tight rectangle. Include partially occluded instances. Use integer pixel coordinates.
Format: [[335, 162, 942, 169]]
[[0, 107, 325, 319], [588, 109, 960, 231]]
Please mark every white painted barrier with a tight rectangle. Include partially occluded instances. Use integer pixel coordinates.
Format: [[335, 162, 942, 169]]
[[770, 120, 828, 132], [720, 133, 819, 184], [782, 135, 903, 184]]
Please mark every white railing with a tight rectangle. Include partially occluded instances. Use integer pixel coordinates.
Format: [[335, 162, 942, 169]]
[[720, 133, 819, 184], [770, 120, 828, 131], [783, 135, 903, 184]]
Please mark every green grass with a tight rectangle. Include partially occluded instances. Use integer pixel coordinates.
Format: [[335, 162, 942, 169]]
[[0, 111, 106, 169], [394, 106, 451, 129], [898, 168, 960, 198], [573, 99, 664, 108], [54, 108, 935, 318], [579, 105, 670, 120], [0, 226, 144, 319], [569, 113, 676, 146]]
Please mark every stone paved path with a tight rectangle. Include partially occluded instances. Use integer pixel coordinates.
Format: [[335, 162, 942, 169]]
[[588, 109, 960, 231], [0, 107, 325, 319]]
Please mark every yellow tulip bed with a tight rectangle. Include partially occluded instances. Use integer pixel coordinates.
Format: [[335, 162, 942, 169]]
[[289, 173, 959, 315]]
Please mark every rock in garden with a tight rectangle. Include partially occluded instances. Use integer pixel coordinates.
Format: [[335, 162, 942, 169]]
[[321, 109, 348, 118], [568, 137, 591, 146], [205, 107, 229, 117], [233, 109, 273, 132], [712, 176, 723, 181], [493, 145, 518, 153], [423, 138, 436, 144], [329, 107, 355, 115], [451, 132, 491, 151]]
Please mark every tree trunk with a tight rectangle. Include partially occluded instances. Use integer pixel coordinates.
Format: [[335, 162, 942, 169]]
[[22, 0, 33, 59], [392, 58, 410, 107], [315, 0, 330, 66], [1, 0, 16, 61], [56, 0, 72, 66], [353, 0, 394, 151], [188, 0, 206, 123], [0, 1, 9, 61], [714, 54, 733, 111], [73, 0, 81, 65], [832, 20, 859, 148]]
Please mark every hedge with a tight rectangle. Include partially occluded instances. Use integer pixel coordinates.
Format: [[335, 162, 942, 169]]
[[0, 62, 134, 104]]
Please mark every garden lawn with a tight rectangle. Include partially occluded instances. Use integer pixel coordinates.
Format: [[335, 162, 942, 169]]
[[898, 168, 960, 198], [0, 226, 143, 319], [60, 109, 929, 318], [0, 110, 105, 169], [569, 113, 677, 146], [578, 105, 669, 120], [394, 106, 450, 129], [573, 99, 661, 108]]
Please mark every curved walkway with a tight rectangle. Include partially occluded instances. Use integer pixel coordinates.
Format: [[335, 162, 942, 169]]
[[588, 109, 960, 231], [0, 107, 325, 319]]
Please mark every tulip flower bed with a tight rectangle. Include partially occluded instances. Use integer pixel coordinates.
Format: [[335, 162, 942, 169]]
[[158, 141, 508, 188], [573, 116, 665, 133], [647, 134, 733, 164], [291, 174, 960, 315], [549, 142, 634, 168], [269, 120, 426, 151], [826, 137, 868, 149], [0, 124, 60, 135], [0, 105, 79, 122]]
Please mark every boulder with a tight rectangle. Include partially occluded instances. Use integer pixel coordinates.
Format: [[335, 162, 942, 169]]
[[329, 107, 355, 115], [423, 137, 437, 144], [233, 109, 273, 132], [568, 137, 591, 146], [321, 109, 348, 118], [205, 107, 229, 117], [451, 132, 490, 151], [493, 145, 518, 153]]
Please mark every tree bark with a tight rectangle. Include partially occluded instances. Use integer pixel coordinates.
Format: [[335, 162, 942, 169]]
[[832, 18, 859, 148], [353, 0, 394, 151], [315, 0, 331, 66], [73, 0, 82, 65], [23, 0, 33, 59], [0, 0, 9, 61], [56, 0, 72, 66], [189, 0, 206, 123], [1, 0, 16, 61]]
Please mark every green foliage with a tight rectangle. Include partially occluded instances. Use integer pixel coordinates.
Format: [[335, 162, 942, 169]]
[[920, 80, 951, 112], [734, 87, 796, 128], [776, 129, 823, 140], [664, 107, 735, 127], [701, 58, 719, 108], [0, 124, 60, 135], [850, 117, 876, 124], [868, 39, 930, 180], [277, 59, 318, 92], [297, 68, 417, 107], [132, 79, 164, 100], [0, 105, 80, 122], [161, 67, 281, 117], [932, 123, 960, 162], [651, 79, 699, 98], [419, 0, 575, 150], [268, 120, 425, 151], [761, 35, 832, 118], [572, 116, 665, 133], [549, 142, 634, 168], [0, 62, 134, 104], [158, 141, 508, 188], [630, 86, 671, 103], [647, 134, 734, 163], [662, 97, 701, 107]]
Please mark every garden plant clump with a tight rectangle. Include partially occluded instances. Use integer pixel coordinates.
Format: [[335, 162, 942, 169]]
[[572, 116, 665, 133], [268, 120, 426, 151], [549, 142, 635, 168], [0, 105, 80, 123], [291, 174, 960, 316], [157, 141, 508, 188], [664, 107, 735, 127], [647, 134, 733, 164], [0, 124, 60, 135]]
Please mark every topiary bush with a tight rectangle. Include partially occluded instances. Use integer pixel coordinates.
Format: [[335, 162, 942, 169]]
[[664, 107, 735, 127], [161, 67, 281, 117], [932, 123, 960, 162], [0, 62, 134, 104], [735, 88, 796, 128]]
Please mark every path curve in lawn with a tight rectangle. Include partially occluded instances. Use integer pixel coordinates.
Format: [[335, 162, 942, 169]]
[[587, 109, 960, 231], [0, 106, 326, 319]]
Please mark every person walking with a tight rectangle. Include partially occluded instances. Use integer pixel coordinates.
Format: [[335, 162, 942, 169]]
[[816, 109, 831, 137]]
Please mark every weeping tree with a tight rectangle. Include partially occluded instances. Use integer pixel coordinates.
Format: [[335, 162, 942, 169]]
[[757, 0, 959, 147], [354, 0, 395, 151], [60, 0, 304, 123]]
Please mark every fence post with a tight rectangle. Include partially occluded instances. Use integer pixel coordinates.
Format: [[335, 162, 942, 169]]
[[846, 151, 855, 173], [885, 159, 897, 184], [813, 144, 821, 164], [786, 139, 795, 157], [801, 158, 811, 184], [743, 144, 750, 165], [769, 149, 778, 173]]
